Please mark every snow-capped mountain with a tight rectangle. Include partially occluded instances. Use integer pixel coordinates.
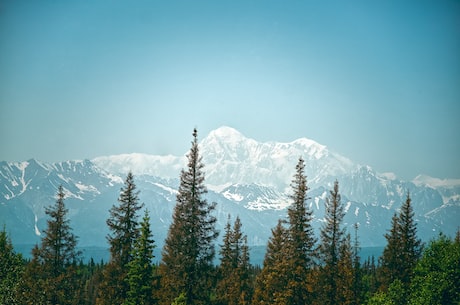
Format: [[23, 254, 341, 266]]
[[94, 126, 357, 192], [1, 126, 458, 251]]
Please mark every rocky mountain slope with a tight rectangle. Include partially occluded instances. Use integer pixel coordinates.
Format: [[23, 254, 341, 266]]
[[1, 127, 458, 251]]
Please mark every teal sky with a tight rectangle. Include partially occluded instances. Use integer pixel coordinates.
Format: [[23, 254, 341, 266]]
[[1, 0, 459, 180]]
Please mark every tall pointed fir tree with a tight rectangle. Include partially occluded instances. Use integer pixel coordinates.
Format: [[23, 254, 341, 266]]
[[351, 223, 364, 305], [318, 180, 348, 305], [20, 185, 81, 304], [252, 220, 290, 305], [97, 172, 143, 305], [160, 128, 218, 305], [379, 192, 422, 303], [398, 192, 422, 285], [284, 157, 316, 305], [124, 209, 156, 305], [216, 215, 252, 305], [379, 213, 401, 289]]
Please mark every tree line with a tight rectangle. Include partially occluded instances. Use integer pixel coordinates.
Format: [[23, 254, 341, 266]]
[[1, 128, 459, 305]]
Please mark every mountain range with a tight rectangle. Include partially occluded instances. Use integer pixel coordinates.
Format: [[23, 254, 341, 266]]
[[1, 126, 459, 256]]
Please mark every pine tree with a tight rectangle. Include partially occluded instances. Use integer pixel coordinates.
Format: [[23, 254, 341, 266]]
[[351, 223, 364, 305], [318, 180, 347, 305], [379, 213, 401, 289], [337, 233, 354, 305], [238, 235, 252, 304], [42, 185, 81, 275], [379, 192, 422, 294], [216, 215, 252, 305], [97, 172, 143, 305], [160, 128, 218, 305], [0, 227, 24, 305], [284, 157, 316, 305], [107, 172, 143, 266], [398, 192, 422, 286], [124, 209, 156, 305], [252, 220, 289, 305], [20, 185, 81, 304]]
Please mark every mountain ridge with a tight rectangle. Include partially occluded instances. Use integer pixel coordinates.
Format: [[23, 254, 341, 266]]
[[1, 126, 459, 251]]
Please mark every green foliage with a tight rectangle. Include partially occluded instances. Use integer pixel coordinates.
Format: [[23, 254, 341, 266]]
[[41, 185, 81, 274], [107, 172, 143, 266], [2, 134, 459, 305], [379, 192, 422, 300], [284, 157, 316, 305], [160, 129, 218, 305], [98, 172, 144, 305], [409, 233, 460, 305], [18, 185, 82, 305], [171, 292, 187, 305], [124, 209, 157, 305], [216, 216, 252, 305], [252, 220, 289, 304], [0, 227, 23, 305], [318, 180, 349, 305]]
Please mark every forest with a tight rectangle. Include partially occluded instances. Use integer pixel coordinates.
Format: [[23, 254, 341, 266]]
[[1, 129, 459, 305]]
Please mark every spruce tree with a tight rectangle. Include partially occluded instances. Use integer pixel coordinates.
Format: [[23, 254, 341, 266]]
[[398, 192, 422, 286], [379, 213, 401, 288], [252, 220, 289, 305], [97, 172, 143, 305], [379, 192, 422, 295], [318, 180, 347, 305], [284, 157, 316, 305], [160, 128, 218, 305], [20, 185, 81, 304], [41, 185, 80, 275], [337, 233, 354, 305], [216, 215, 252, 305], [125, 209, 156, 305], [351, 223, 364, 305]]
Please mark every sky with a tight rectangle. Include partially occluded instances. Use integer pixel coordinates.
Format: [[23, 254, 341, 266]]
[[0, 0, 459, 180]]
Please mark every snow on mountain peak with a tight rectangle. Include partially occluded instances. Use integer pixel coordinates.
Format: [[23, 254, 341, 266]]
[[207, 126, 245, 140], [291, 138, 327, 159], [90, 126, 357, 191], [92, 153, 185, 178], [413, 174, 460, 188]]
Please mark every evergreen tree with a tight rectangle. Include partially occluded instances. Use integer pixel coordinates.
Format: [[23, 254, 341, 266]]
[[238, 235, 252, 304], [318, 180, 347, 305], [337, 233, 354, 305], [41, 185, 81, 275], [124, 209, 156, 305], [97, 172, 143, 305], [379, 213, 400, 289], [19, 245, 47, 305], [20, 185, 81, 304], [107, 172, 143, 266], [379, 192, 422, 300], [362, 255, 379, 302], [252, 220, 289, 305], [284, 157, 316, 305], [409, 233, 460, 305], [216, 216, 252, 305], [160, 128, 218, 305], [351, 223, 364, 305], [397, 192, 422, 286], [0, 227, 24, 305]]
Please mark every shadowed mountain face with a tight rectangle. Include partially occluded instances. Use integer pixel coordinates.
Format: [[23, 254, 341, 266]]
[[1, 127, 458, 251]]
